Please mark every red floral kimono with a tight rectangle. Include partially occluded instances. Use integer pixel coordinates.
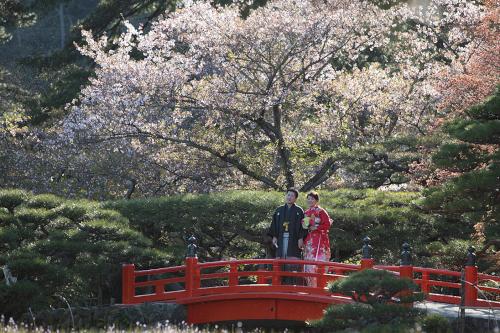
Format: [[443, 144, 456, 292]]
[[302, 205, 332, 287]]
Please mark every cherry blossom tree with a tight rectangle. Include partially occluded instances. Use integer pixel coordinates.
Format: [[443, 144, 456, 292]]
[[407, 0, 498, 189], [437, 0, 499, 115], [60, 0, 483, 193]]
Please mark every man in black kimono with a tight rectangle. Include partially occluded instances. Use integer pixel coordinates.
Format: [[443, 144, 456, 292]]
[[268, 189, 307, 284]]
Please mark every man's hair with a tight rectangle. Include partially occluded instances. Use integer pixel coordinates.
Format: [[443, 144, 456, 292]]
[[307, 191, 319, 201], [286, 188, 299, 199]]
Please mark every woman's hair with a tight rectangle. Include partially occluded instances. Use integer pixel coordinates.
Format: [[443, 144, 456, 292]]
[[307, 191, 319, 201]]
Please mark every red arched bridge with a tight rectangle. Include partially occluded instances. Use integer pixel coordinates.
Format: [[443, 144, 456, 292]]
[[122, 241, 500, 324]]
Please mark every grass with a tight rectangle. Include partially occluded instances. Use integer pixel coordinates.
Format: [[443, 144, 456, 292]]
[[1, 318, 242, 333], [0, 316, 298, 333]]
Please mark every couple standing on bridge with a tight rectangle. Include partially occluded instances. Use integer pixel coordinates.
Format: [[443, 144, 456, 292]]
[[267, 189, 332, 286]]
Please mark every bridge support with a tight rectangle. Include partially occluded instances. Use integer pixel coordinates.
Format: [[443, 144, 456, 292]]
[[399, 243, 414, 305], [399, 242, 414, 281], [185, 257, 199, 297], [464, 266, 478, 306], [464, 247, 478, 306], [360, 258, 374, 270], [122, 264, 135, 304], [185, 297, 345, 324]]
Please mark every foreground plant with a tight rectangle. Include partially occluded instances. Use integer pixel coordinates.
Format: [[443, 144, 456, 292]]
[[311, 269, 431, 332]]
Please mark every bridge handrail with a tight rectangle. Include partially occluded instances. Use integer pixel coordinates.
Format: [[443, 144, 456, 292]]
[[413, 279, 461, 289], [134, 265, 185, 276], [196, 258, 359, 270], [479, 286, 500, 294], [413, 267, 462, 277], [478, 273, 500, 283], [373, 265, 400, 272]]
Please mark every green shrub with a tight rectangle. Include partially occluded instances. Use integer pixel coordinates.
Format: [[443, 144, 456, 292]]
[[423, 239, 472, 271], [421, 314, 452, 333], [330, 269, 423, 304], [421, 88, 500, 274], [0, 187, 473, 321], [18, 303, 186, 330], [105, 191, 282, 261], [0, 280, 43, 320], [54, 201, 93, 221], [15, 207, 58, 225], [312, 269, 425, 332], [0, 190, 170, 319], [0, 189, 29, 213], [25, 194, 64, 209], [105, 189, 437, 265]]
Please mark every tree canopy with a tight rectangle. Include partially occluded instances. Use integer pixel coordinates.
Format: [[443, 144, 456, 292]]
[[421, 88, 500, 273], [57, 0, 483, 194]]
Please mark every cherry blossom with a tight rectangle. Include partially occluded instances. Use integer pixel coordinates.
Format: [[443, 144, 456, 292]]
[[56, 0, 484, 193]]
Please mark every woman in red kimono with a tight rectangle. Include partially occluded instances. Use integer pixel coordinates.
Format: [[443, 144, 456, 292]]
[[302, 191, 332, 287]]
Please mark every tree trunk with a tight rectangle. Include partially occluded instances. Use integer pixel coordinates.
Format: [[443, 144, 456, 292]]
[[300, 157, 338, 192], [58, 3, 65, 49], [273, 105, 295, 189], [125, 179, 137, 199], [16, 30, 22, 47], [97, 276, 103, 306]]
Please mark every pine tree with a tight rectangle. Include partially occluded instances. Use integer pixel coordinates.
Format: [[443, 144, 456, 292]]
[[311, 269, 426, 332], [422, 87, 500, 273], [0, 189, 169, 319]]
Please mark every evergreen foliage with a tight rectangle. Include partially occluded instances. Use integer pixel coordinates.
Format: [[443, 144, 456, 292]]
[[312, 269, 425, 332], [421, 314, 452, 333], [421, 88, 500, 273], [0, 0, 36, 43], [0, 187, 481, 321], [329, 269, 423, 304], [0, 189, 170, 319], [105, 189, 440, 265], [328, 134, 443, 189], [19, 303, 185, 330]]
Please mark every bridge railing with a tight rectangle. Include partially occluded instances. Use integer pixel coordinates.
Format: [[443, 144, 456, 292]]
[[194, 258, 359, 295], [122, 237, 500, 308], [122, 258, 361, 303], [122, 264, 187, 303]]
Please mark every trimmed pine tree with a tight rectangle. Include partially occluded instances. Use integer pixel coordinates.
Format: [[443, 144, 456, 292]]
[[0, 189, 170, 319], [311, 269, 427, 332], [422, 87, 499, 274]]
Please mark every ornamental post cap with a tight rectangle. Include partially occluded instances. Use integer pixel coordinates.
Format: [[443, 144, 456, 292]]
[[187, 235, 198, 258], [466, 246, 476, 266], [401, 242, 412, 266], [362, 236, 373, 259]]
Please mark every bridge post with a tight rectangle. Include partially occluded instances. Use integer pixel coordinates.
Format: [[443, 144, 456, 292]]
[[421, 271, 430, 295], [399, 242, 413, 279], [185, 236, 199, 297], [272, 261, 281, 286], [317, 264, 328, 289], [360, 236, 374, 270], [256, 269, 266, 284], [229, 262, 238, 287], [399, 243, 413, 305], [122, 264, 135, 304], [464, 246, 478, 307]]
